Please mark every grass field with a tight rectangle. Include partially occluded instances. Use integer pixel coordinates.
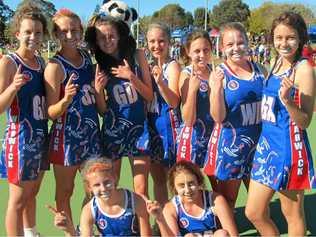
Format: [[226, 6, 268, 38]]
[[0, 113, 316, 236]]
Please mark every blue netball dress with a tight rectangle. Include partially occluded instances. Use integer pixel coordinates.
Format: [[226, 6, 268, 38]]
[[0, 53, 48, 184], [101, 62, 149, 159], [251, 59, 316, 190], [147, 59, 181, 167], [172, 190, 217, 236], [177, 65, 214, 167], [91, 189, 139, 236], [204, 62, 264, 180], [48, 50, 101, 166]]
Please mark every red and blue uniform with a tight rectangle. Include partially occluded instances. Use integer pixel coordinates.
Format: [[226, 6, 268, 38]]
[[0, 53, 48, 184], [147, 59, 181, 167], [91, 189, 139, 236], [177, 65, 214, 167], [48, 50, 101, 166], [204, 62, 264, 180], [101, 63, 149, 159], [172, 190, 218, 236], [251, 59, 316, 190]]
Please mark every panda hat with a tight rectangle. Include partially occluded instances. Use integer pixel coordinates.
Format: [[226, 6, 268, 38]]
[[100, 0, 138, 27]]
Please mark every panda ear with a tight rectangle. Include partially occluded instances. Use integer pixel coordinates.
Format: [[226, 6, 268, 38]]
[[130, 8, 138, 21], [103, 0, 111, 3], [124, 10, 130, 22]]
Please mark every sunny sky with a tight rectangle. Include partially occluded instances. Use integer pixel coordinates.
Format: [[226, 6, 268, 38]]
[[5, 0, 316, 22]]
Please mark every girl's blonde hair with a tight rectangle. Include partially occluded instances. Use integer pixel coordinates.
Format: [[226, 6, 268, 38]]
[[52, 8, 83, 38], [146, 23, 171, 43], [81, 157, 114, 184], [219, 22, 248, 47]]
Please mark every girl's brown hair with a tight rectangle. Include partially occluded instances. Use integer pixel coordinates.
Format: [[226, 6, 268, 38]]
[[85, 14, 137, 74], [270, 11, 308, 62], [181, 30, 212, 66], [168, 160, 205, 195], [11, 4, 48, 37]]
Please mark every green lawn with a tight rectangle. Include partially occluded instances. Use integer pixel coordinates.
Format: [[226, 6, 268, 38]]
[[0, 114, 315, 236]]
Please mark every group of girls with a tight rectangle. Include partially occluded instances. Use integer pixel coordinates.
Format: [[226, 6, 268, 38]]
[[0, 2, 315, 236]]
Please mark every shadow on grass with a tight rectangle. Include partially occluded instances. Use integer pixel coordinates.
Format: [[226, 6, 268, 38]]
[[235, 193, 316, 236]]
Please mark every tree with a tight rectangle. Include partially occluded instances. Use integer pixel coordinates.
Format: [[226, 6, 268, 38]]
[[138, 11, 193, 37], [93, 4, 101, 16], [185, 11, 194, 26], [139, 15, 152, 35], [194, 7, 208, 28], [210, 0, 250, 28], [248, 2, 315, 34], [279, 3, 314, 24], [151, 4, 187, 30], [0, 0, 12, 21], [16, 0, 57, 19], [0, 0, 13, 44]]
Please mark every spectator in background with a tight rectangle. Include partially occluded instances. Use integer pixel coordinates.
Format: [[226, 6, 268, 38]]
[[302, 41, 316, 66], [302, 41, 313, 59], [258, 41, 266, 63], [171, 42, 181, 61], [311, 51, 316, 67]]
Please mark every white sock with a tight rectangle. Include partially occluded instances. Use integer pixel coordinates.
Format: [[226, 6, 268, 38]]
[[24, 226, 38, 237]]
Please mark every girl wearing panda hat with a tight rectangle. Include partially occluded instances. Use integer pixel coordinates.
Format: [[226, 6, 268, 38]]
[[85, 0, 153, 217]]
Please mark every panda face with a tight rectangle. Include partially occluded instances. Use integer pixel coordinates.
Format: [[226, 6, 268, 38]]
[[100, 0, 138, 27], [95, 23, 120, 57], [109, 3, 126, 20]]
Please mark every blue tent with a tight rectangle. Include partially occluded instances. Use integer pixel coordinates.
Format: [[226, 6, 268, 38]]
[[171, 29, 183, 38], [308, 25, 316, 35], [308, 25, 316, 43], [171, 29, 186, 44]]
